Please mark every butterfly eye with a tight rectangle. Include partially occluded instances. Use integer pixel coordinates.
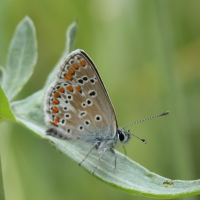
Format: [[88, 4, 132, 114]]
[[118, 131, 125, 142], [119, 133, 124, 141]]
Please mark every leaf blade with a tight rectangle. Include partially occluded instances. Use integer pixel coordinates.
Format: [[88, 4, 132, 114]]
[[9, 20, 200, 198], [0, 85, 15, 122], [10, 95, 200, 198], [0, 66, 6, 86], [3, 16, 37, 101]]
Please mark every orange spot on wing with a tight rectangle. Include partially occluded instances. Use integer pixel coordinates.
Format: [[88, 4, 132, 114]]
[[68, 68, 75, 75], [52, 107, 59, 113], [75, 86, 82, 93], [52, 99, 59, 104], [54, 116, 59, 123], [66, 85, 73, 92], [64, 74, 72, 80], [54, 92, 60, 98], [73, 63, 79, 69], [51, 123, 58, 127], [58, 87, 64, 93], [80, 60, 86, 66]]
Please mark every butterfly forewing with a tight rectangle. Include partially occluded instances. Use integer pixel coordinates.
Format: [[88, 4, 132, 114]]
[[45, 49, 117, 140]]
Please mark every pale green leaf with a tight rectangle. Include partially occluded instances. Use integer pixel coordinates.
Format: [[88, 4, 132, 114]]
[[11, 91, 200, 198], [3, 16, 37, 101], [0, 85, 15, 122], [0, 66, 6, 86], [10, 20, 200, 199]]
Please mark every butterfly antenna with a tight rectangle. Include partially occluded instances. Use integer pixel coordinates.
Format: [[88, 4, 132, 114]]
[[123, 111, 169, 129], [128, 130, 147, 144]]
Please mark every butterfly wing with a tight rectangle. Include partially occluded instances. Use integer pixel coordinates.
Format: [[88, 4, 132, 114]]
[[44, 49, 117, 141]]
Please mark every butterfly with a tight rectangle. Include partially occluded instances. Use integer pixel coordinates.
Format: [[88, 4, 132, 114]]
[[44, 49, 169, 174]]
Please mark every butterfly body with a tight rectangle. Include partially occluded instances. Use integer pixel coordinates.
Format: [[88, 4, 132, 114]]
[[45, 123, 131, 152]]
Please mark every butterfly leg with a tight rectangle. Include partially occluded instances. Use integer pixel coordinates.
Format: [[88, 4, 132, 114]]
[[92, 147, 107, 175], [123, 145, 127, 156], [79, 142, 98, 166], [110, 148, 117, 169]]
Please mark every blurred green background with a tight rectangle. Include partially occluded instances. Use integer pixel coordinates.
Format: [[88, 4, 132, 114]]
[[1, 0, 200, 200]]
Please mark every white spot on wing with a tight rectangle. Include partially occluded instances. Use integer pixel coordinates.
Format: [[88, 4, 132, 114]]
[[67, 95, 73, 100], [69, 59, 74, 65], [84, 120, 90, 126], [65, 64, 70, 71], [79, 111, 87, 118], [78, 125, 84, 131], [95, 115, 102, 121], [65, 113, 71, 119], [82, 102, 86, 108], [86, 99, 92, 106], [61, 119, 66, 125], [90, 78, 95, 84]]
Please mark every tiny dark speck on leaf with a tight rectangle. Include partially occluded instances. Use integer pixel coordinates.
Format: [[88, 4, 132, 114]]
[[163, 180, 174, 188]]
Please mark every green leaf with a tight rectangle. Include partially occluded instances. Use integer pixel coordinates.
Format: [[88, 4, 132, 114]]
[[10, 20, 200, 198], [0, 85, 15, 122], [3, 16, 37, 101], [11, 92, 200, 198], [0, 156, 5, 200], [0, 66, 6, 86]]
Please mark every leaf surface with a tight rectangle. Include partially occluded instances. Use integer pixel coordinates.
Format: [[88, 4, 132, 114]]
[[10, 20, 200, 199], [3, 16, 37, 101], [0, 85, 15, 122]]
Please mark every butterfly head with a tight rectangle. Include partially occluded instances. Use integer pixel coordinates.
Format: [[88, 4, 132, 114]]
[[117, 128, 131, 144], [117, 127, 147, 146]]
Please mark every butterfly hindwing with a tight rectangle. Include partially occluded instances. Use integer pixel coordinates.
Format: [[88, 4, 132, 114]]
[[45, 49, 117, 140]]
